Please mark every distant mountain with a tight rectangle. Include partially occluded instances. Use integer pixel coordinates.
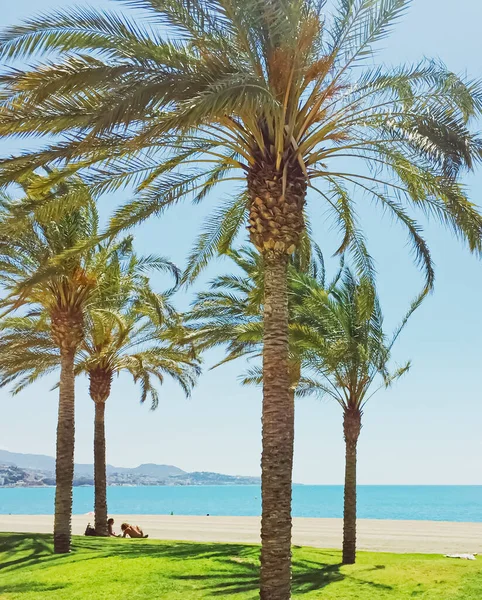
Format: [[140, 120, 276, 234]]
[[110, 464, 186, 478], [0, 449, 259, 487], [0, 450, 185, 480], [0, 449, 55, 472]]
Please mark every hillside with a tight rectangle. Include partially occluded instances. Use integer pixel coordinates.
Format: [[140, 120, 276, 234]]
[[0, 450, 185, 479], [0, 450, 56, 473], [0, 450, 259, 487]]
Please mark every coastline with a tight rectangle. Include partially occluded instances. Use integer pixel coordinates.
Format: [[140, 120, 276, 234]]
[[1, 515, 481, 554]]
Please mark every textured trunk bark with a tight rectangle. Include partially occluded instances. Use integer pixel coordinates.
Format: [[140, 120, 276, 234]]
[[260, 253, 293, 600], [94, 401, 108, 536], [54, 348, 76, 554], [342, 407, 361, 565]]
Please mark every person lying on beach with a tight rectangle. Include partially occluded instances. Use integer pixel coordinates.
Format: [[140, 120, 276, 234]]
[[107, 518, 119, 537], [120, 523, 149, 538]]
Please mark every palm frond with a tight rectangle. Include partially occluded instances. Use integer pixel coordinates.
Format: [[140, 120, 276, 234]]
[[182, 192, 249, 284]]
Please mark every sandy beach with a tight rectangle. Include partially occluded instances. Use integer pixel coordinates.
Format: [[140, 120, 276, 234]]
[[1, 515, 481, 554]]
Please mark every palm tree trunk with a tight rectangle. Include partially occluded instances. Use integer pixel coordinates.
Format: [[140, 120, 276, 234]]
[[342, 406, 362, 565], [54, 347, 76, 554], [260, 252, 293, 600], [94, 401, 108, 536]]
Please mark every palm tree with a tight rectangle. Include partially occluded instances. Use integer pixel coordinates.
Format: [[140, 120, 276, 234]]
[[0, 184, 101, 553], [78, 292, 200, 536], [296, 269, 414, 565], [0, 179, 148, 551], [74, 240, 198, 536], [1, 1, 482, 594]]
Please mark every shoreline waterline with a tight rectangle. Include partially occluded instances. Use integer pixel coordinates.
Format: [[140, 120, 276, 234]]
[[1, 514, 482, 554]]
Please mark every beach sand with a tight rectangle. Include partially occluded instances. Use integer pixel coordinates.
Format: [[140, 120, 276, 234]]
[[0, 515, 481, 554]]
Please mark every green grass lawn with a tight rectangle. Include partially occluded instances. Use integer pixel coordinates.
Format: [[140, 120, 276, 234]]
[[1, 533, 482, 599]]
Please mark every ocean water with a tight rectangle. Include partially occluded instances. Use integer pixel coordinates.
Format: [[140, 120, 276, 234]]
[[0, 485, 481, 522]]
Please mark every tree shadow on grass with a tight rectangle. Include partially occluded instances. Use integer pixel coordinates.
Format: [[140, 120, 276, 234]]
[[0, 534, 119, 574], [0, 533, 260, 573], [80, 538, 259, 562], [0, 582, 69, 595], [0, 533, 53, 556], [0, 534, 55, 572], [173, 554, 393, 596], [292, 558, 391, 594]]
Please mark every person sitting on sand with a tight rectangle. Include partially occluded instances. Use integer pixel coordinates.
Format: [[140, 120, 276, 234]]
[[107, 518, 118, 537], [120, 523, 148, 539]]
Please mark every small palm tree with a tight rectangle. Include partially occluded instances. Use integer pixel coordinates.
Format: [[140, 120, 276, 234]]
[[1, 1, 482, 593], [75, 240, 199, 535], [79, 300, 200, 536], [191, 253, 413, 566], [296, 270, 413, 565]]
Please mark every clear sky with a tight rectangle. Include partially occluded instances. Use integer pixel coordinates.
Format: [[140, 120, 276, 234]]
[[1, 0, 482, 485]]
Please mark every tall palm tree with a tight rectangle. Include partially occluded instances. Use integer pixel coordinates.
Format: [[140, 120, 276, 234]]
[[75, 241, 199, 536], [0, 184, 101, 553], [296, 269, 413, 565], [1, 1, 482, 594], [0, 180, 149, 551]]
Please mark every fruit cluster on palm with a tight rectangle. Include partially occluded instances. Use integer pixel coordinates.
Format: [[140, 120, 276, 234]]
[[0, 0, 482, 597]]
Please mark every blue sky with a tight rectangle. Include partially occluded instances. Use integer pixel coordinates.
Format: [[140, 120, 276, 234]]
[[1, 0, 482, 485]]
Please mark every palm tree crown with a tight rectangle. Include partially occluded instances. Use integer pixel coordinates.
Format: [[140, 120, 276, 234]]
[[0, 0, 481, 285], [0, 179, 99, 345], [79, 299, 200, 410], [297, 269, 410, 406]]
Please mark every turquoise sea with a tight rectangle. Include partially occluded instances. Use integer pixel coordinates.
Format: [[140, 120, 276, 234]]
[[0, 485, 481, 521]]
